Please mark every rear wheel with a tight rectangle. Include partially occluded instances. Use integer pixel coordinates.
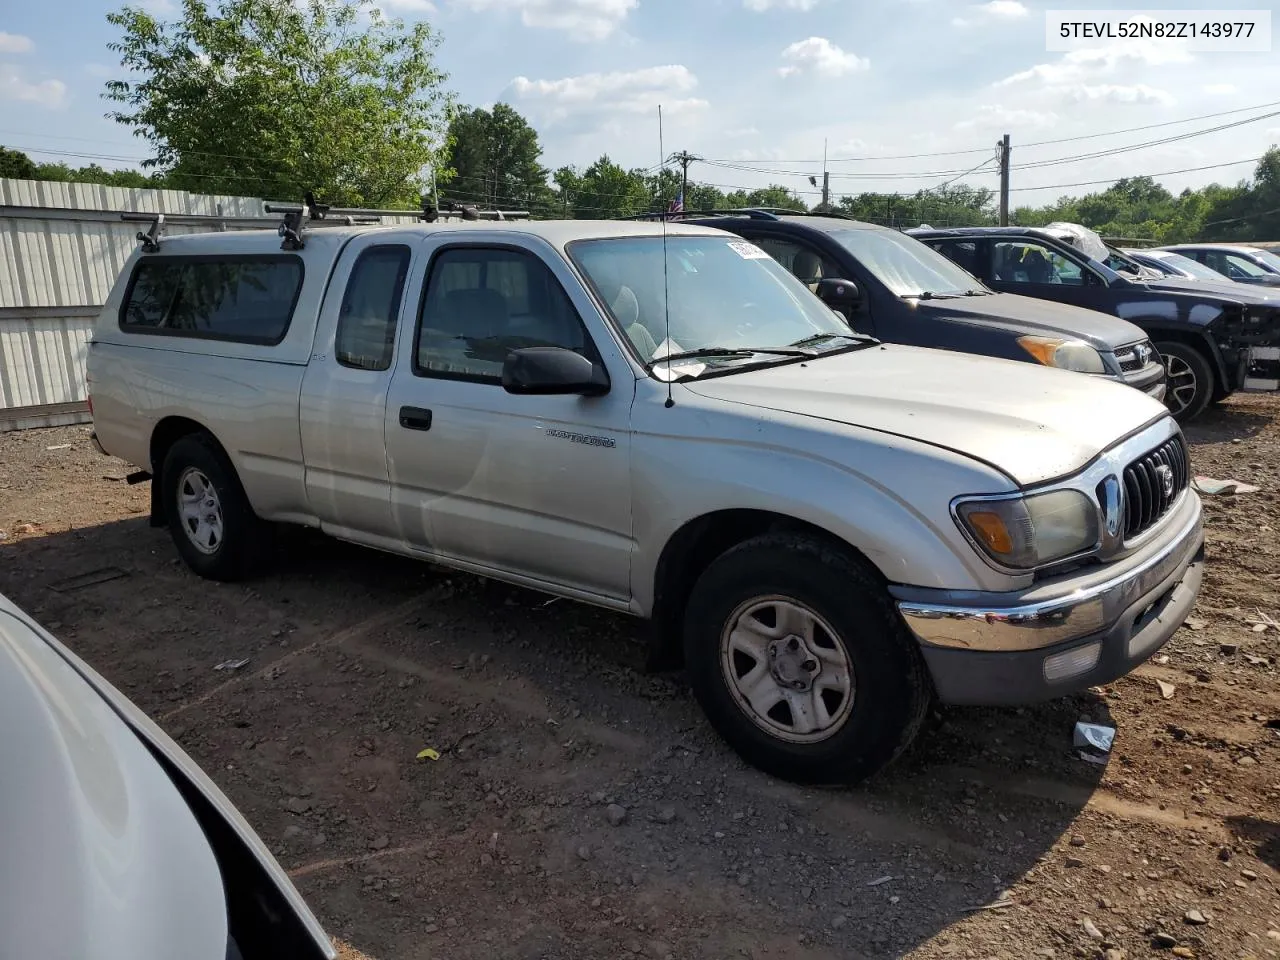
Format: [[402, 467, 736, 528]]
[[1155, 341, 1214, 422], [162, 434, 269, 581], [683, 533, 931, 785]]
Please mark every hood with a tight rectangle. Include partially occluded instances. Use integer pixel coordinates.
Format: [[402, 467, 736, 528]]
[[0, 604, 228, 960], [684, 344, 1169, 487], [1124, 274, 1280, 306], [914, 291, 1148, 348]]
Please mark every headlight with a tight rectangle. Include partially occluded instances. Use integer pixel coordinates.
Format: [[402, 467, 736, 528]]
[[956, 489, 1100, 569], [1017, 336, 1106, 374]]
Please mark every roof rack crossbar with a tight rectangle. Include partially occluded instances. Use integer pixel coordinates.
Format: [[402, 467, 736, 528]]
[[124, 212, 166, 252]]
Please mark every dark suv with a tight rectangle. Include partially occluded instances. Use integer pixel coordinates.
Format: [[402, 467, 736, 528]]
[[909, 225, 1280, 421], [672, 210, 1167, 407]]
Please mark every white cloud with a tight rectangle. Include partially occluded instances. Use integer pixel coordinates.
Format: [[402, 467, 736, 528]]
[[724, 126, 760, 138], [451, 0, 635, 40], [506, 65, 708, 130], [953, 0, 1027, 27], [0, 65, 67, 108], [997, 43, 1192, 87], [954, 104, 1059, 131], [83, 63, 115, 78], [777, 37, 869, 78], [1204, 82, 1237, 95], [745, 0, 820, 10], [0, 32, 33, 54], [982, 0, 1027, 16], [378, 0, 436, 10], [1069, 83, 1174, 106]]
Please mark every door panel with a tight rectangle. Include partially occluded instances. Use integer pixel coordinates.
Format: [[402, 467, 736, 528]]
[[298, 238, 415, 546], [384, 238, 634, 601]]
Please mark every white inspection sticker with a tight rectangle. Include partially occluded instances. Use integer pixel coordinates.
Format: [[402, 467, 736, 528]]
[[727, 240, 770, 260]]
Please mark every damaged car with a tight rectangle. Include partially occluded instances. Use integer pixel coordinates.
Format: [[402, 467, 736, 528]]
[[910, 225, 1280, 421]]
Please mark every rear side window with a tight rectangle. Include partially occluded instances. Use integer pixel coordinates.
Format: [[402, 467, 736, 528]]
[[335, 245, 411, 371], [119, 256, 303, 345]]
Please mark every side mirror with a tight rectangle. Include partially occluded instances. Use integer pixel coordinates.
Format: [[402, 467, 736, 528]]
[[502, 346, 610, 397], [815, 277, 862, 307]]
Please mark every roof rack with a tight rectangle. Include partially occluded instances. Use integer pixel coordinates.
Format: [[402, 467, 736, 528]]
[[125, 193, 531, 252]]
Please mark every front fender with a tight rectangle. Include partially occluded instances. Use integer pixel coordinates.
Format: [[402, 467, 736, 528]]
[[629, 417, 1025, 617]]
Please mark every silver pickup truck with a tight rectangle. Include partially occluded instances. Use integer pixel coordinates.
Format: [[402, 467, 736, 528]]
[[87, 218, 1205, 784]]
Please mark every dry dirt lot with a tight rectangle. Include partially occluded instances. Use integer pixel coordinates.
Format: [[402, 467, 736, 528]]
[[1, 398, 1278, 960]]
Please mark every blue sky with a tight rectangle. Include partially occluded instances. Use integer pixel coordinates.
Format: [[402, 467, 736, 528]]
[[2, 0, 1279, 205]]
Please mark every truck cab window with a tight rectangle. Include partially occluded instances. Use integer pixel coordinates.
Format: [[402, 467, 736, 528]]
[[335, 245, 410, 371], [415, 247, 590, 380]]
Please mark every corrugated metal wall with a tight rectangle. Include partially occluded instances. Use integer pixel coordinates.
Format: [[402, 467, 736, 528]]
[[0, 178, 273, 431]]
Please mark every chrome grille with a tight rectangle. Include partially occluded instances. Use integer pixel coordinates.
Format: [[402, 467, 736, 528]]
[[1116, 341, 1155, 373], [1121, 434, 1189, 539]]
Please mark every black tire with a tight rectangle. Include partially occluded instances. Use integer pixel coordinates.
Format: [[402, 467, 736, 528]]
[[1155, 341, 1214, 423], [162, 433, 269, 581], [682, 533, 932, 785]]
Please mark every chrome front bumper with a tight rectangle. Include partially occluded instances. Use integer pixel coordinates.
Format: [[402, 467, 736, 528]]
[[893, 494, 1204, 705]]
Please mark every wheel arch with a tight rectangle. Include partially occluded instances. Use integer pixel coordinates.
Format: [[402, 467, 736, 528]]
[[148, 417, 237, 528], [1139, 322, 1227, 385], [646, 508, 883, 672]]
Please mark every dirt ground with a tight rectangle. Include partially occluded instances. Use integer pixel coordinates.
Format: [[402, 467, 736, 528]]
[[1, 397, 1278, 960]]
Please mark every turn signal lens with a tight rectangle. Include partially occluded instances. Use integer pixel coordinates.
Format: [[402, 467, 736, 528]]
[[965, 511, 1014, 554], [956, 489, 1100, 570]]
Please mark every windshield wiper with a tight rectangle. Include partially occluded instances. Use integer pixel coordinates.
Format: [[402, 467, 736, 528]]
[[789, 332, 880, 348], [963, 288, 992, 296], [649, 346, 816, 367], [899, 290, 968, 300]]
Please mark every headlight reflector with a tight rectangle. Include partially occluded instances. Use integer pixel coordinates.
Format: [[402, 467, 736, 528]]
[[957, 489, 1100, 569], [1017, 335, 1106, 374]]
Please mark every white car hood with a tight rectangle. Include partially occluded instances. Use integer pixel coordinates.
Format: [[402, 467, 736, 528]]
[[0, 605, 228, 960], [684, 344, 1170, 486]]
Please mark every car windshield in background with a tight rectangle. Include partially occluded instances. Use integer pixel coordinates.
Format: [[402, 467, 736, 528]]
[[1250, 249, 1280, 273], [1153, 252, 1231, 281], [829, 229, 984, 298], [567, 236, 856, 374]]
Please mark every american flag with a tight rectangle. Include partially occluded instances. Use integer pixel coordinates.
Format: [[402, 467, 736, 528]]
[[667, 188, 684, 214]]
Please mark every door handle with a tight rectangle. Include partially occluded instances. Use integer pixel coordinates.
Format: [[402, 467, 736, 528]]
[[398, 406, 433, 431]]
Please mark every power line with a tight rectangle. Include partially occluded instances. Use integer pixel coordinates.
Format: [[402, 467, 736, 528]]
[[700, 97, 1280, 165], [1012, 109, 1280, 172], [700, 106, 1280, 182], [1007, 155, 1263, 194]]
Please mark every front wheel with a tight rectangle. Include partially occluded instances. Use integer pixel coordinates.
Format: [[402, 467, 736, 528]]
[[683, 533, 932, 785], [1155, 341, 1214, 422]]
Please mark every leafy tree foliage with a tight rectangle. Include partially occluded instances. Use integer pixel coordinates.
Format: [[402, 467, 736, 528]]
[[440, 103, 554, 214], [104, 0, 453, 204]]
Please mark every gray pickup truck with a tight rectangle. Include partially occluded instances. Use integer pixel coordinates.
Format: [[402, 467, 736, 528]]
[[86, 217, 1204, 784]]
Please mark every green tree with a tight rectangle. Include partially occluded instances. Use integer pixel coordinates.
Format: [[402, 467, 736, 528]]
[[554, 155, 649, 218], [105, 0, 454, 204], [724, 184, 807, 211], [441, 102, 553, 214], [0, 146, 38, 180]]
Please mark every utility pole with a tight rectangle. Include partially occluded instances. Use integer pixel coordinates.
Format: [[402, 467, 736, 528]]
[[670, 150, 701, 202], [998, 133, 1011, 226], [820, 138, 829, 210]]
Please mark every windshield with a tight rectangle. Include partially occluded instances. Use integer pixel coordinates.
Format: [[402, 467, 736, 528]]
[[830, 228, 984, 297], [1151, 251, 1230, 281], [566, 235, 852, 368], [1249, 249, 1280, 273]]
